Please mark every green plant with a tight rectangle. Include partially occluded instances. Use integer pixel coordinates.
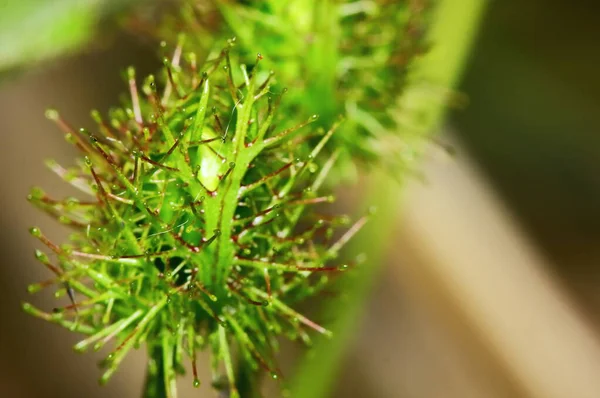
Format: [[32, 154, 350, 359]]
[[23, 0, 486, 397], [25, 39, 367, 397]]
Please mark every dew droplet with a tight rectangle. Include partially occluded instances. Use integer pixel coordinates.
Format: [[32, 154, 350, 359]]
[[310, 114, 319, 120], [64, 133, 77, 144], [29, 227, 41, 237], [29, 187, 45, 200], [74, 342, 87, 353], [65, 197, 79, 208], [193, 379, 200, 388], [356, 253, 367, 264], [27, 284, 41, 294], [340, 215, 351, 225], [45, 108, 59, 120]]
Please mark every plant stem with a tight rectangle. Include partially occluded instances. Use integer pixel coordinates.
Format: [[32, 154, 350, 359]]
[[288, 0, 488, 397], [143, 344, 167, 398]]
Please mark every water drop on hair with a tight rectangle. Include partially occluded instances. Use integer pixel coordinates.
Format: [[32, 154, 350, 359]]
[[45, 108, 59, 120]]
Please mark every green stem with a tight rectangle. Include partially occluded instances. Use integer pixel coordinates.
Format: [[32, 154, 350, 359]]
[[288, 0, 488, 397], [143, 344, 167, 398], [235, 360, 261, 398]]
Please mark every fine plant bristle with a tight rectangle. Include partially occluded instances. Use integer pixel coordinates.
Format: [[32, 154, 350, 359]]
[[26, 40, 365, 396]]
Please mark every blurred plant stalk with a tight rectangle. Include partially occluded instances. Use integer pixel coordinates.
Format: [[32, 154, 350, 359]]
[[397, 136, 600, 398], [289, 0, 489, 397]]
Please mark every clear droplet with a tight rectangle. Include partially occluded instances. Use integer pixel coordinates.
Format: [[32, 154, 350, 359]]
[[27, 284, 41, 294], [45, 108, 59, 120]]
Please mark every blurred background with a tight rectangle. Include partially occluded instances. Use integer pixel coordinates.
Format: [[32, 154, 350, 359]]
[[1, 0, 600, 397]]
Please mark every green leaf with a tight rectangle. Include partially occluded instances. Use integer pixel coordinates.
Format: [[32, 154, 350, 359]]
[[0, 0, 143, 71]]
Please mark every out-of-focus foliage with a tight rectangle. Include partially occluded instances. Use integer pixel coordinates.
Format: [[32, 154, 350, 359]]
[[0, 0, 144, 72], [150, 0, 433, 180]]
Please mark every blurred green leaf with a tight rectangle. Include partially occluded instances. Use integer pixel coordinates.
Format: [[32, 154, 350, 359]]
[[0, 0, 142, 71]]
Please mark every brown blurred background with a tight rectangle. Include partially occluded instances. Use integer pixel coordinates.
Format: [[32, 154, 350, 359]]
[[1, 0, 600, 397]]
